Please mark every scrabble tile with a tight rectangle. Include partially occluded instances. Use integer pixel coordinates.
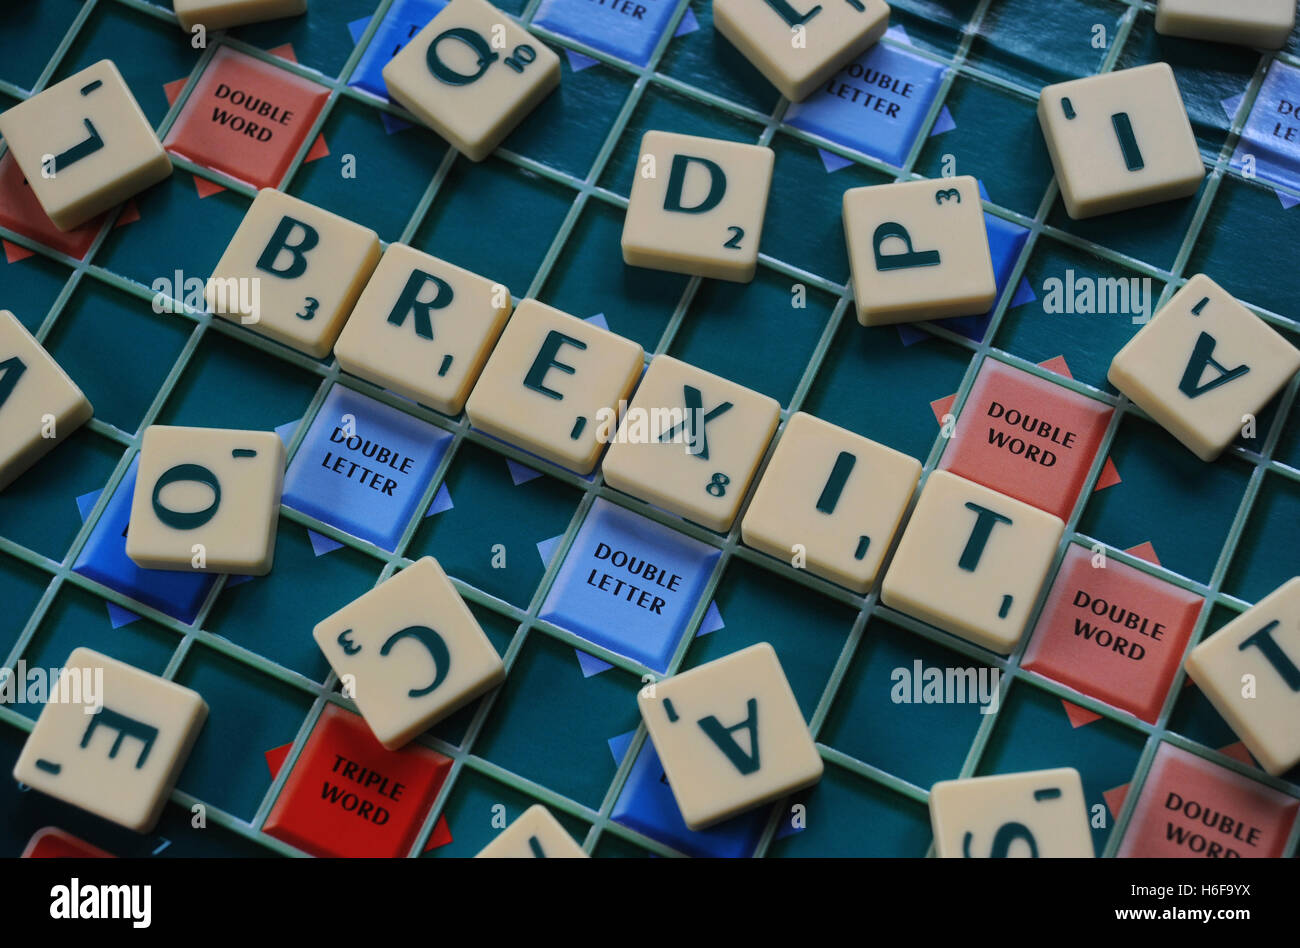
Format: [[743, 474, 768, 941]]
[[173, 0, 307, 32], [1156, 0, 1296, 49], [1117, 742, 1298, 857], [741, 411, 920, 593], [539, 497, 721, 673], [125, 425, 285, 575], [0, 60, 171, 232], [1023, 545, 1203, 724], [264, 703, 453, 858], [464, 299, 644, 474], [0, 152, 104, 260], [929, 768, 1094, 857], [843, 175, 996, 326], [21, 827, 114, 859], [205, 188, 381, 358], [881, 470, 1065, 655], [475, 804, 588, 857], [0, 310, 93, 491], [1185, 578, 1300, 776], [334, 243, 512, 415], [638, 642, 823, 830], [13, 648, 208, 833], [604, 355, 779, 533], [282, 385, 452, 551], [314, 557, 505, 749], [621, 131, 775, 283], [714, 0, 890, 103], [1037, 63, 1204, 220], [73, 456, 218, 624], [163, 47, 330, 191], [939, 359, 1114, 519], [381, 0, 561, 161], [1108, 274, 1300, 462]]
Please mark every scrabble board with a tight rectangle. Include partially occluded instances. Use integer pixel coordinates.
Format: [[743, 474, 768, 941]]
[[1, 0, 1299, 859]]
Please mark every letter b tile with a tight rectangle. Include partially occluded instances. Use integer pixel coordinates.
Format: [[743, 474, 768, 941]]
[[638, 643, 823, 830]]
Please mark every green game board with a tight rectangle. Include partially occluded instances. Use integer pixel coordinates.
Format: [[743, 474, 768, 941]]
[[0, 0, 1298, 859]]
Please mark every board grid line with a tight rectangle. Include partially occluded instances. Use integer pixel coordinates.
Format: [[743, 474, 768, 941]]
[[0, 0, 1294, 858]]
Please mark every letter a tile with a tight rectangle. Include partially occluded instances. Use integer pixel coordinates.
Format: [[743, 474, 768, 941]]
[[313, 557, 505, 750], [1109, 274, 1300, 462], [14, 648, 208, 833], [638, 642, 823, 830]]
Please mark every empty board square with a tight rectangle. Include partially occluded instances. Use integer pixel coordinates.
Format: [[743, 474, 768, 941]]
[[930, 767, 1094, 857], [653, 1, 782, 116], [1185, 578, 1300, 776], [602, 355, 780, 533], [163, 46, 330, 191], [610, 733, 769, 858], [264, 703, 453, 858], [349, 0, 450, 100], [882, 470, 1065, 655], [230, 0, 379, 76], [844, 175, 996, 326], [0, 0, 80, 91], [1109, 274, 1300, 461], [742, 412, 921, 593], [382, 0, 561, 162], [819, 615, 997, 787], [639, 642, 823, 830], [13, 648, 208, 833], [314, 557, 505, 749], [0, 309, 93, 491], [425, 768, 588, 857], [282, 385, 452, 551], [1038, 63, 1204, 219], [1023, 544, 1204, 724], [1117, 742, 1299, 857], [533, 0, 680, 67], [967, 0, 1116, 88], [784, 38, 946, 168], [540, 498, 720, 673], [73, 456, 218, 625], [939, 359, 1114, 519], [475, 804, 588, 857], [0, 60, 172, 231], [1224, 473, 1300, 604]]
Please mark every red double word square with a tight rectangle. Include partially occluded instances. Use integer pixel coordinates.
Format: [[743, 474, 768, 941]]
[[0, 152, 104, 259], [1117, 743, 1298, 858], [1024, 545, 1203, 723], [939, 359, 1113, 519], [21, 827, 114, 858], [264, 704, 452, 858], [164, 46, 328, 190]]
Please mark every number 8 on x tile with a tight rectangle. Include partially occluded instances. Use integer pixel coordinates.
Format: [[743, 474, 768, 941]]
[[126, 425, 285, 575], [638, 643, 823, 831]]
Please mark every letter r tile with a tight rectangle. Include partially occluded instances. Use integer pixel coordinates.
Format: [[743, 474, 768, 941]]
[[638, 643, 822, 830], [13, 648, 208, 833]]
